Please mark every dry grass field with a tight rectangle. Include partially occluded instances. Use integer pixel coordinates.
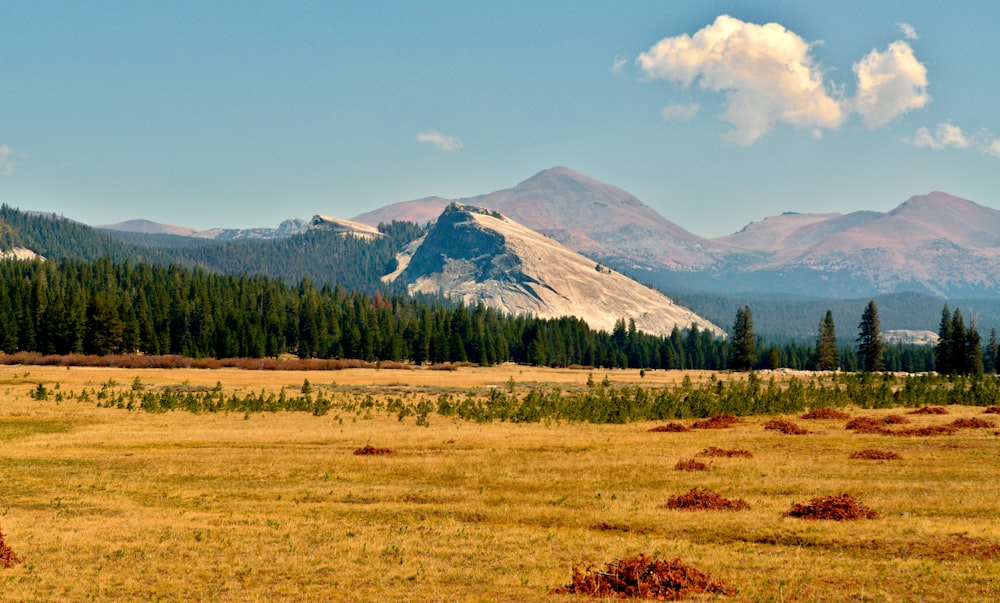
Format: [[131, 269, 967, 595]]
[[1, 364, 998, 601]]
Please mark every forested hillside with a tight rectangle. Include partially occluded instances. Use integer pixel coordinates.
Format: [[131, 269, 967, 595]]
[[0, 257, 705, 367], [1, 205, 424, 292]]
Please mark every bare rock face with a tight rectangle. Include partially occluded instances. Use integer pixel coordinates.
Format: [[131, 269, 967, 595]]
[[307, 215, 383, 239], [386, 203, 723, 337]]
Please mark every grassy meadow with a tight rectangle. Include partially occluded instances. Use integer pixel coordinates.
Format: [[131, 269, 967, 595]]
[[0, 364, 998, 601]]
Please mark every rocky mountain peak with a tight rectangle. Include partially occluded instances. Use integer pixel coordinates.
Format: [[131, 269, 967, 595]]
[[386, 203, 723, 337]]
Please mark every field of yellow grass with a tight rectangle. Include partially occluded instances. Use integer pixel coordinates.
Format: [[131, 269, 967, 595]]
[[1, 364, 998, 601]]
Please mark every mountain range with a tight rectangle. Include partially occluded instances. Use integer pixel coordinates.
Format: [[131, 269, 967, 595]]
[[355, 168, 1000, 299], [10, 166, 1000, 338]]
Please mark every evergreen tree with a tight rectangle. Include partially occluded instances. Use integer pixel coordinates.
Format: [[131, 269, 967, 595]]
[[987, 328, 998, 374], [730, 305, 756, 371], [965, 316, 984, 376], [815, 310, 838, 370], [935, 305, 953, 374], [857, 300, 884, 372]]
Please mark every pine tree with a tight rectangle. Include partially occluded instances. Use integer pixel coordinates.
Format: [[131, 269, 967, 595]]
[[986, 328, 998, 374], [815, 310, 838, 371], [857, 300, 884, 372], [965, 315, 984, 376], [935, 305, 953, 374], [730, 306, 756, 371]]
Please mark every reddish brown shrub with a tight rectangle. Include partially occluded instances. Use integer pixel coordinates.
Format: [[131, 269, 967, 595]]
[[801, 408, 851, 420], [551, 554, 734, 599], [691, 414, 740, 429], [908, 406, 948, 415], [947, 417, 997, 429], [786, 493, 880, 520], [660, 488, 750, 511], [764, 419, 810, 435], [353, 445, 395, 456], [846, 415, 910, 434], [850, 449, 902, 460], [697, 446, 753, 458], [0, 528, 21, 568], [648, 423, 691, 433], [674, 458, 709, 471], [984, 406, 1000, 414]]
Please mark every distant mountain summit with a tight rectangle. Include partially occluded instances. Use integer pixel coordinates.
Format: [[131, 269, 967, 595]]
[[384, 202, 723, 337], [714, 191, 1000, 297], [356, 166, 734, 272]]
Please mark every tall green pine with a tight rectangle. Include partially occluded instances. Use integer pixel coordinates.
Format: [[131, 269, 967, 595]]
[[730, 306, 756, 371], [857, 300, 884, 372], [815, 310, 838, 371]]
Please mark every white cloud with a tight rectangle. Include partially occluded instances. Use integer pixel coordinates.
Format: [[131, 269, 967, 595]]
[[636, 15, 932, 144], [637, 15, 845, 145], [611, 56, 627, 75], [907, 122, 971, 150], [853, 41, 929, 127], [905, 122, 1000, 159], [0, 145, 16, 176], [660, 102, 700, 120], [987, 138, 1000, 158], [898, 22, 919, 40], [415, 130, 464, 151]]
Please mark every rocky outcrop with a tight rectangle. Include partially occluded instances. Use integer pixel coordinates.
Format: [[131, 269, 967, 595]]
[[386, 203, 723, 337]]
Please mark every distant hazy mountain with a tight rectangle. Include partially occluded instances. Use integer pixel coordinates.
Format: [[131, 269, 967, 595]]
[[356, 167, 740, 272], [384, 202, 723, 337], [713, 191, 1000, 298], [98, 219, 199, 237], [100, 218, 310, 241]]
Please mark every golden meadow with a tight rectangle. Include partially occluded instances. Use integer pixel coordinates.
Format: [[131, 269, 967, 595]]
[[1, 364, 998, 601]]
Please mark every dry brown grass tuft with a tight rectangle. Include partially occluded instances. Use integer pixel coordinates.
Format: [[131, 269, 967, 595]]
[[551, 554, 735, 599], [696, 446, 753, 458], [909, 406, 949, 415], [674, 458, 709, 471], [691, 414, 740, 429], [947, 417, 997, 429], [764, 419, 810, 435], [0, 527, 21, 568], [647, 422, 691, 433], [846, 415, 911, 434], [786, 493, 880, 520], [850, 449, 902, 460], [660, 488, 750, 511], [353, 445, 395, 456], [800, 408, 851, 420]]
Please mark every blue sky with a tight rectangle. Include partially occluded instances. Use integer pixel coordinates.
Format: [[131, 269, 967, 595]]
[[3, 0, 999, 237]]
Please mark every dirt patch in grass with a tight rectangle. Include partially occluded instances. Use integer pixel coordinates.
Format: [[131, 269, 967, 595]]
[[551, 554, 735, 599], [647, 422, 691, 433], [589, 522, 646, 534], [697, 446, 753, 458], [674, 458, 709, 471], [0, 528, 21, 568], [801, 408, 851, 420], [764, 419, 810, 435], [785, 493, 880, 520], [908, 406, 949, 415], [660, 488, 750, 511], [890, 425, 959, 437], [691, 414, 740, 429], [353, 445, 395, 456], [850, 449, 902, 460]]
